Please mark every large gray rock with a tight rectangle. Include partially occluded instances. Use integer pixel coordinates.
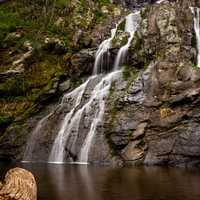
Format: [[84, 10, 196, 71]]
[[104, 0, 200, 167]]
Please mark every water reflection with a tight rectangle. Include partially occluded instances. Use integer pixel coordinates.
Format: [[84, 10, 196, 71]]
[[0, 163, 200, 200]]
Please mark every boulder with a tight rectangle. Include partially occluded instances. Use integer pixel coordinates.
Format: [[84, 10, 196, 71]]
[[0, 168, 37, 200], [59, 80, 71, 92]]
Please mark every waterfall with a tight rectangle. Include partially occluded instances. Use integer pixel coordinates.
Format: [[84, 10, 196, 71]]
[[48, 23, 120, 163], [93, 25, 118, 74], [48, 77, 95, 163], [77, 11, 140, 162], [114, 11, 141, 70], [23, 112, 53, 162], [24, 11, 140, 164], [79, 70, 121, 162], [191, 7, 200, 68]]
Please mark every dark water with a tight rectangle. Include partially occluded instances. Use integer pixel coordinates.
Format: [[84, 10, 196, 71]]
[[0, 162, 200, 200]]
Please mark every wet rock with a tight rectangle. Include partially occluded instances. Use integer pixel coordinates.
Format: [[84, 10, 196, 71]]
[[122, 140, 144, 164], [110, 132, 130, 147], [112, 32, 130, 49], [65, 48, 96, 77], [59, 80, 71, 92], [110, 156, 124, 167], [105, 0, 200, 167], [131, 122, 147, 140]]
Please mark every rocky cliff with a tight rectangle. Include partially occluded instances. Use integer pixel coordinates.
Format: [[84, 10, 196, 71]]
[[1, 0, 200, 167], [105, 0, 200, 167]]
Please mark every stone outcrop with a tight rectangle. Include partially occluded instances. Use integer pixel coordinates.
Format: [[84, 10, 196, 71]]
[[105, 0, 200, 167], [0, 168, 37, 200]]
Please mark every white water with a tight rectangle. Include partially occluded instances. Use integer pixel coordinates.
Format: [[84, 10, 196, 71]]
[[114, 11, 141, 70], [48, 21, 124, 163], [49, 70, 121, 163], [23, 112, 53, 161], [156, 0, 166, 4], [48, 77, 95, 163], [93, 24, 118, 74], [191, 7, 200, 68], [79, 70, 121, 162], [24, 11, 139, 164]]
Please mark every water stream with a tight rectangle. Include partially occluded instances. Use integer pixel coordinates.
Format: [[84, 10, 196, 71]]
[[78, 70, 121, 162], [48, 77, 94, 163], [23, 10, 141, 164], [48, 21, 121, 163], [23, 113, 53, 161], [93, 24, 118, 74], [191, 7, 200, 68], [114, 11, 141, 70]]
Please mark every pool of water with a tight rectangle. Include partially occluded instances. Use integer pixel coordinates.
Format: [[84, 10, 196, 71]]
[[0, 162, 200, 200]]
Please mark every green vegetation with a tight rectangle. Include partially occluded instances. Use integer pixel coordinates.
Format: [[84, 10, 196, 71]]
[[117, 20, 126, 32], [95, 9, 105, 23], [138, 138, 145, 146], [123, 65, 139, 81], [109, 82, 116, 98], [122, 64, 140, 91], [0, 1, 67, 125], [0, 0, 122, 135], [105, 98, 125, 156], [0, 113, 13, 130], [51, 0, 68, 7], [98, 0, 110, 5], [0, 7, 21, 45], [105, 134, 120, 156]]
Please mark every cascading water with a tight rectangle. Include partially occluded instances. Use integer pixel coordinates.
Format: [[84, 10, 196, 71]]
[[156, 0, 166, 4], [191, 7, 200, 68], [23, 112, 53, 162], [23, 10, 140, 164], [48, 23, 120, 163], [93, 24, 118, 74], [48, 77, 94, 163], [114, 11, 141, 70], [79, 70, 121, 162]]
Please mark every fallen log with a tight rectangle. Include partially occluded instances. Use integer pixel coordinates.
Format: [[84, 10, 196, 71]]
[[0, 167, 37, 200]]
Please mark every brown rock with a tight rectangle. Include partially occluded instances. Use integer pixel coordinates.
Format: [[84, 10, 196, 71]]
[[122, 140, 144, 162], [0, 168, 37, 200]]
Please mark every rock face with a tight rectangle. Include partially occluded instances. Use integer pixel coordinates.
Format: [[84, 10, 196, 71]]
[[105, 0, 200, 167], [0, 168, 37, 200]]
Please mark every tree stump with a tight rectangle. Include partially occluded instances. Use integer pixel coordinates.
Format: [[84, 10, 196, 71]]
[[0, 167, 37, 200]]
